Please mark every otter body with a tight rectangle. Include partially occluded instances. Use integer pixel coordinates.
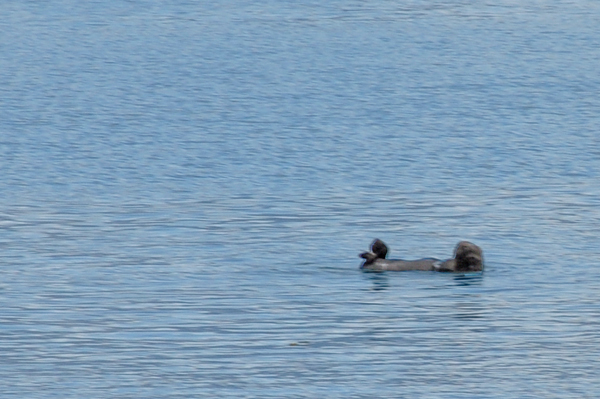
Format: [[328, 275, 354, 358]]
[[360, 239, 483, 273]]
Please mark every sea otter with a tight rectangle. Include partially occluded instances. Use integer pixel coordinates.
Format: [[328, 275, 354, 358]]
[[360, 239, 483, 272]]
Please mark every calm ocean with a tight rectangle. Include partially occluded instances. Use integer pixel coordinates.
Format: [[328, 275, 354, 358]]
[[1, 1, 600, 397]]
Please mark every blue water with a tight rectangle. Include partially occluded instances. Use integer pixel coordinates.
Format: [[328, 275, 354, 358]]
[[2, 1, 600, 397]]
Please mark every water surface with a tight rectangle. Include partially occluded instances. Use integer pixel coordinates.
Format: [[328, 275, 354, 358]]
[[1, 1, 600, 397]]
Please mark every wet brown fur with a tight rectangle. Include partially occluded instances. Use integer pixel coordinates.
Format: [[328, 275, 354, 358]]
[[360, 239, 483, 272]]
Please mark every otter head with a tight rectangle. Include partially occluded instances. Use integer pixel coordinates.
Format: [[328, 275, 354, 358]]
[[453, 241, 483, 272]]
